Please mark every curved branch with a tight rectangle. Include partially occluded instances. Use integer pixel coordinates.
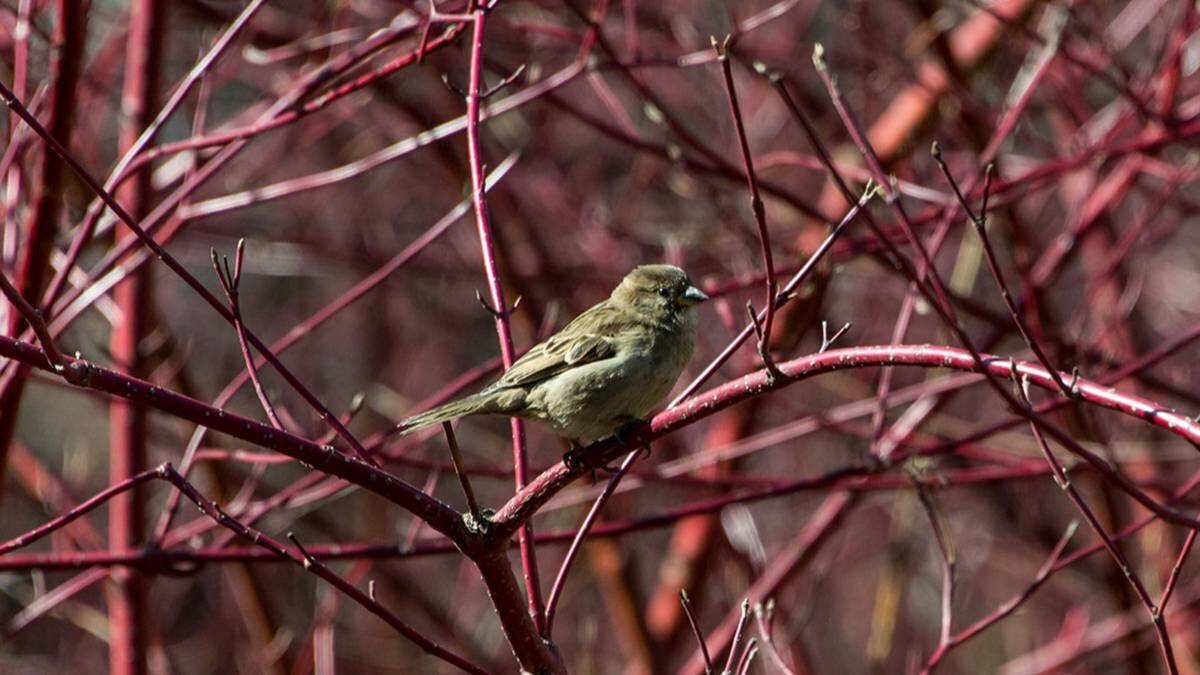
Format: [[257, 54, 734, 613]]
[[0, 334, 463, 540], [493, 344, 1200, 535]]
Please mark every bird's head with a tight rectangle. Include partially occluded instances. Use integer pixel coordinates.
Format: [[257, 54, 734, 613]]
[[611, 264, 708, 317]]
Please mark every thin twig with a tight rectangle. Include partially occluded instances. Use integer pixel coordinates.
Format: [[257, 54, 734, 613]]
[[157, 466, 489, 675], [930, 145, 1073, 396], [724, 598, 753, 674], [670, 185, 877, 407], [807, 44, 1099, 481], [681, 590, 714, 674], [714, 35, 782, 382], [41, 0, 269, 309], [0, 466, 162, 555], [754, 600, 797, 675], [442, 422, 483, 526], [0, 269, 63, 370], [735, 640, 758, 675], [211, 240, 283, 430], [914, 482, 956, 649], [544, 447, 642, 637], [461, 5, 548, 652], [920, 521, 1079, 673], [148, 152, 519, 549], [1013, 372, 1179, 675], [0, 79, 380, 467], [819, 321, 852, 353], [1160, 523, 1198, 613]]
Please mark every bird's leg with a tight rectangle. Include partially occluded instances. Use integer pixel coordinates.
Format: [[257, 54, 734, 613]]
[[613, 418, 644, 446], [564, 421, 649, 472], [597, 443, 652, 474], [592, 419, 647, 472]]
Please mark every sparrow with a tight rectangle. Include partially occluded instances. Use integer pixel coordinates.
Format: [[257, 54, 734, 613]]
[[396, 265, 707, 445]]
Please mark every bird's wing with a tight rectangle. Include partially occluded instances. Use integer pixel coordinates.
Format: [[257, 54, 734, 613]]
[[490, 300, 626, 390]]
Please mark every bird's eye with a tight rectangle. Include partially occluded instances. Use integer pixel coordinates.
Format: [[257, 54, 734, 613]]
[[657, 287, 671, 297]]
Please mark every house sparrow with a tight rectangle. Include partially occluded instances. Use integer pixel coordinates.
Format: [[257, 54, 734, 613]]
[[396, 265, 707, 444]]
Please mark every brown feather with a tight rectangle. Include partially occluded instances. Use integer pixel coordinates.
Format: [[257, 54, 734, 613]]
[[395, 264, 706, 443]]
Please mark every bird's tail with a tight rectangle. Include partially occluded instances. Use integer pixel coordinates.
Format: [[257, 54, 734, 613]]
[[395, 392, 496, 436]]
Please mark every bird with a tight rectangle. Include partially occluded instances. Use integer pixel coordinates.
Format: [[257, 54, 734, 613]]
[[396, 264, 707, 446]]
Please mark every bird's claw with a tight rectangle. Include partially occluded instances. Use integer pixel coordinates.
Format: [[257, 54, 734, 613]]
[[563, 443, 589, 472]]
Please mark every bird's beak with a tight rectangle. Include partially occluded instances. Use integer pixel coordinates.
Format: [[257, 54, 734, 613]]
[[679, 285, 709, 306]]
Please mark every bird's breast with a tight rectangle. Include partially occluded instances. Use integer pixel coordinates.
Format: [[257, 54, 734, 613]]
[[526, 330, 693, 443]]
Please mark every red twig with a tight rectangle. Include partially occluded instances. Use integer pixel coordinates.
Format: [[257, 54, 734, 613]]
[[920, 521, 1079, 673], [735, 639, 759, 675], [810, 44, 955, 319], [39, 0, 269, 310], [107, 3, 162, 670], [754, 600, 797, 675], [723, 598, 753, 674], [1014, 373, 1179, 675], [930, 148, 1073, 397], [40, 3, 467, 350], [4, 321, 1199, 559], [159, 465, 490, 675], [1160, 523, 1198, 614], [0, 0, 86, 491], [0, 335, 462, 536], [544, 447, 642, 638], [670, 186, 877, 406], [914, 483, 956, 654], [680, 590, 714, 674], [0, 78, 379, 468], [461, 7, 547, 639], [211, 240, 282, 431], [0, 467, 161, 556], [0, 269, 62, 370], [713, 36, 781, 380], [148, 153, 517, 545], [681, 492, 854, 675], [807, 45, 1103, 475], [442, 422, 483, 526]]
